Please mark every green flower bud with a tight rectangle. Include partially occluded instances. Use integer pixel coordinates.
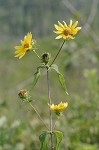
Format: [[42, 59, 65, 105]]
[[41, 52, 51, 64]]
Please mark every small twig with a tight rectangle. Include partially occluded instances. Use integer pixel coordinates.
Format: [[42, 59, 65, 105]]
[[33, 50, 40, 59]]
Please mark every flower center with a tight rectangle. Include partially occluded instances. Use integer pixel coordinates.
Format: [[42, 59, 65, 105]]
[[24, 43, 29, 48], [63, 28, 71, 36]]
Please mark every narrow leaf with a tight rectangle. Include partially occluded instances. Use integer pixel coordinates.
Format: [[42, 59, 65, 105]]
[[51, 64, 59, 73], [51, 64, 69, 95], [32, 67, 41, 88], [58, 73, 68, 95], [39, 131, 48, 150], [53, 130, 63, 150]]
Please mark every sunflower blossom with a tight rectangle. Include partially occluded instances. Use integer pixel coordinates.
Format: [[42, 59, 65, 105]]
[[49, 101, 68, 111], [54, 20, 81, 40], [15, 32, 33, 59]]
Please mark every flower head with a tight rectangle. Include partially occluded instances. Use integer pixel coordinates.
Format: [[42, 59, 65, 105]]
[[18, 90, 29, 99], [49, 101, 68, 116], [49, 101, 68, 110], [54, 20, 81, 40], [15, 32, 33, 59]]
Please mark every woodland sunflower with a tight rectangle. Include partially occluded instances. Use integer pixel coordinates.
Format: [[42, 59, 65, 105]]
[[54, 20, 81, 40], [15, 32, 33, 59], [49, 101, 68, 111]]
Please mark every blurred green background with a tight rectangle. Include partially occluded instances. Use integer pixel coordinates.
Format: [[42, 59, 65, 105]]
[[0, 0, 99, 149]]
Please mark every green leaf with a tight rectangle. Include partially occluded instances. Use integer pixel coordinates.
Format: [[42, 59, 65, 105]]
[[51, 64, 69, 95], [32, 63, 46, 89], [39, 131, 49, 150], [53, 130, 63, 150], [32, 67, 41, 88]]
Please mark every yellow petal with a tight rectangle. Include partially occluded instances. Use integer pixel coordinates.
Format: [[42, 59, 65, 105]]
[[19, 53, 25, 59], [72, 21, 78, 28], [20, 40, 24, 45], [71, 27, 81, 35], [64, 102, 68, 107], [69, 20, 73, 27], [15, 46, 23, 50], [14, 54, 20, 57], [63, 21, 67, 27], [75, 27, 81, 31], [68, 35, 75, 39], [58, 21, 65, 29], [54, 24, 63, 31], [54, 30, 63, 34], [15, 52, 25, 59], [55, 35, 62, 39], [61, 34, 67, 39], [26, 32, 32, 42]]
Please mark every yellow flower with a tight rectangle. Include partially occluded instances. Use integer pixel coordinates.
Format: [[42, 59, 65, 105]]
[[54, 20, 81, 40], [49, 101, 68, 111], [15, 32, 33, 59]]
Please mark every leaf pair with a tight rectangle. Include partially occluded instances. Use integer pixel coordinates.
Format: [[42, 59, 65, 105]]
[[32, 64, 68, 95], [39, 130, 63, 150]]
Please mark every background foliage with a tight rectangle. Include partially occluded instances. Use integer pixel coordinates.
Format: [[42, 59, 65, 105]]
[[0, 0, 99, 149]]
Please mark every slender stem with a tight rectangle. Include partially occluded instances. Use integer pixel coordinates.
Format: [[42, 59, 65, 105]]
[[33, 50, 40, 59], [27, 100, 49, 130], [47, 69, 53, 150], [50, 40, 65, 67], [53, 116, 59, 130]]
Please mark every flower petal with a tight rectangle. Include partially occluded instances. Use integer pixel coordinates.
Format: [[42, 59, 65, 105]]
[[58, 21, 65, 29], [26, 32, 32, 43], [69, 20, 73, 27], [61, 34, 67, 39], [68, 35, 75, 39], [75, 27, 81, 31], [54, 24, 63, 31], [63, 21, 67, 27], [72, 21, 78, 28], [54, 30, 63, 34], [15, 46, 23, 50], [55, 35, 62, 39]]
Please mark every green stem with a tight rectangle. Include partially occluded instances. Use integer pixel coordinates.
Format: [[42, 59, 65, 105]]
[[33, 50, 40, 59], [27, 100, 49, 130], [50, 40, 65, 67], [47, 69, 54, 150]]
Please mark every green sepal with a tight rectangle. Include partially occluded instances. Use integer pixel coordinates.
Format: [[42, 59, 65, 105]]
[[52, 130, 63, 150], [51, 64, 69, 95], [39, 131, 49, 150]]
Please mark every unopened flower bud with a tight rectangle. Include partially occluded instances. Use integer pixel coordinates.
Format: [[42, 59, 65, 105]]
[[18, 90, 29, 100], [41, 52, 51, 64]]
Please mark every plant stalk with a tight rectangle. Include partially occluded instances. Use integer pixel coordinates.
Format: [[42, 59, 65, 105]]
[[50, 40, 65, 67], [47, 69, 54, 150]]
